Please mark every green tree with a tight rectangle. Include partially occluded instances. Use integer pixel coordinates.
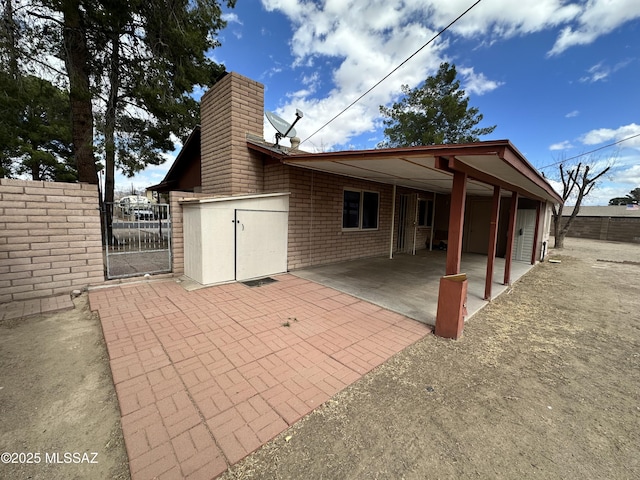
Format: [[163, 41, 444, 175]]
[[609, 197, 629, 206], [2, 75, 76, 181], [0, 70, 19, 177], [1, 0, 234, 194], [379, 63, 496, 147], [626, 187, 640, 203], [93, 0, 230, 206], [609, 188, 640, 205], [0, 0, 75, 182]]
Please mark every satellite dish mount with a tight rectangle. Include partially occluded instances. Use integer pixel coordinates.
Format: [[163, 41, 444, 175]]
[[265, 109, 304, 146]]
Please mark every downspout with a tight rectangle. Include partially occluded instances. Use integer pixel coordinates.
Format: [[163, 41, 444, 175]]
[[412, 193, 418, 255], [429, 193, 436, 251], [389, 184, 396, 259]]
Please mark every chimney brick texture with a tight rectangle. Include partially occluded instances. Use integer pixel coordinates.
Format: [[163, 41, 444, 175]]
[[200, 72, 265, 195]]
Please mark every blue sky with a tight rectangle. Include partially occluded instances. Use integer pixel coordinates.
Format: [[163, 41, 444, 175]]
[[127, 0, 640, 205]]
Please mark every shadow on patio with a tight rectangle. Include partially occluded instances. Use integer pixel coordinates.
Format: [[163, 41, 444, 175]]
[[293, 249, 534, 325]]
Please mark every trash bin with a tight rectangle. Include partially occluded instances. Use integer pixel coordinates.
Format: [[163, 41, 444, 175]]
[[435, 273, 468, 339]]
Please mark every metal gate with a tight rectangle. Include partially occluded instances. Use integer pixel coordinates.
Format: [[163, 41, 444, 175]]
[[102, 202, 172, 279]]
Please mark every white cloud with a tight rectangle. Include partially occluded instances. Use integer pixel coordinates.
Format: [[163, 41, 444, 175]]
[[425, 0, 581, 39], [548, 0, 640, 55], [258, 1, 640, 150], [579, 59, 632, 83], [615, 164, 640, 186], [580, 123, 640, 148], [261, 0, 449, 150], [221, 13, 243, 25], [565, 110, 579, 118], [458, 66, 503, 95], [580, 62, 610, 83], [549, 141, 574, 151]]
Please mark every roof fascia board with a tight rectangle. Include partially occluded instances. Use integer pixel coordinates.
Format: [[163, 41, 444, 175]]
[[281, 141, 511, 163], [159, 126, 201, 184], [246, 139, 286, 160], [500, 145, 562, 203], [446, 157, 547, 202]]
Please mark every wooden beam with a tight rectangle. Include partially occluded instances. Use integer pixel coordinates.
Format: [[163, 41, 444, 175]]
[[446, 170, 467, 275], [504, 191, 519, 285], [484, 186, 501, 300], [531, 201, 542, 265], [447, 157, 548, 203]]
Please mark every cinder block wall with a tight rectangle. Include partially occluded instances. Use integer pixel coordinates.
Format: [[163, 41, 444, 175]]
[[285, 167, 395, 269], [0, 179, 104, 303], [200, 72, 265, 196], [562, 216, 640, 243]]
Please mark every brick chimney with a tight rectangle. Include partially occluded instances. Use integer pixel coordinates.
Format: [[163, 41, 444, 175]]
[[200, 72, 265, 196]]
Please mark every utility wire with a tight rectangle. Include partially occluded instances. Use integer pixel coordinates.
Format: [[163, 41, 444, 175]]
[[300, 0, 484, 146], [539, 132, 640, 170]]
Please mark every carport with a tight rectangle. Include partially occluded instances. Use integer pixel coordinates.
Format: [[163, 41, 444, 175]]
[[278, 140, 562, 337], [293, 249, 533, 326]]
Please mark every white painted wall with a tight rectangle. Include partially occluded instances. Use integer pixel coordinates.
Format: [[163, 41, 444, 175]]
[[181, 193, 290, 285]]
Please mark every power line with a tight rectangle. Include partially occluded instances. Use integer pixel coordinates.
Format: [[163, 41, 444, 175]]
[[300, 0, 484, 147], [539, 132, 640, 170]]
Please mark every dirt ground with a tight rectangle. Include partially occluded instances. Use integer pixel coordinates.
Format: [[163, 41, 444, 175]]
[[220, 237, 640, 480], [1, 237, 639, 480], [0, 295, 129, 480]]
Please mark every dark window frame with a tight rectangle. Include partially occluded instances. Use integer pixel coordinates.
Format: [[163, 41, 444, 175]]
[[342, 189, 379, 230], [418, 198, 434, 227]]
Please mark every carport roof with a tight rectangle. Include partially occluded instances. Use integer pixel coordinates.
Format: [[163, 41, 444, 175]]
[[247, 138, 561, 204]]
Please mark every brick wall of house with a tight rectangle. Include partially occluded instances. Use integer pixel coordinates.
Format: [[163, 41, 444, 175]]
[[265, 163, 445, 269], [200, 72, 265, 196], [562, 216, 640, 243], [281, 167, 395, 269], [0, 178, 104, 303], [169, 190, 209, 275]]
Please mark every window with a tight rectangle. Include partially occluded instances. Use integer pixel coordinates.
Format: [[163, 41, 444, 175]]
[[343, 190, 379, 230], [418, 199, 433, 227]]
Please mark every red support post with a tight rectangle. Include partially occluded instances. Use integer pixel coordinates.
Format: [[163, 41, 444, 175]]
[[435, 170, 468, 339], [504, 191, 519, 285], [531, 202, 542, 265], [484, 186, 501, 300], [446, 170, 467, 276]]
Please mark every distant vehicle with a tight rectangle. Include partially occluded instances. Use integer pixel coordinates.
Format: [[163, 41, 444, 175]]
[[119, 195, 150, 215], [132, 206, 155, 220]]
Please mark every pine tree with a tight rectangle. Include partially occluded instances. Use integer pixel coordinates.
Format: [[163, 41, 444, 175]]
[[379, 63, 496, 147]]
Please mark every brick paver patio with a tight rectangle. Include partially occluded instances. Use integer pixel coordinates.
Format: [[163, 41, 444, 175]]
[[0, 294, 74, 320], [89, 274, 430, 480]]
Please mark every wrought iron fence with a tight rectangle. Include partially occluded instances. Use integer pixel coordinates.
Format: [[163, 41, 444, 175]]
[[101, 202, 172, 279]]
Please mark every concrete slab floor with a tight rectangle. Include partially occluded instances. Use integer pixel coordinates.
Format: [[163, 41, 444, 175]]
[[292, 249, 534, 326]]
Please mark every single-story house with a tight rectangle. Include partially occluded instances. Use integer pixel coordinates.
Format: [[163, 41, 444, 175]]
[[150, 72, 562, 338]]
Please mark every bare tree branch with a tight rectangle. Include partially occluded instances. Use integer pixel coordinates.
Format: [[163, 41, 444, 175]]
[[551, 158, 612, 248]]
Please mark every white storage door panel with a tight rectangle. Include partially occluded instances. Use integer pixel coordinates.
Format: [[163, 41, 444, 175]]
[[235, 210, 288, 281], [512, 209, 536, 262], [202, 208, 236, 284]]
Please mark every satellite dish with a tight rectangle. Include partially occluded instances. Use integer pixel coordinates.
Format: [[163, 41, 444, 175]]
[[265, 109, 304, 146]]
